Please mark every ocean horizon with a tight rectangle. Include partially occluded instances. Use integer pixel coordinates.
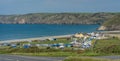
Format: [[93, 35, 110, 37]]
[[0, 24, 99, 41]]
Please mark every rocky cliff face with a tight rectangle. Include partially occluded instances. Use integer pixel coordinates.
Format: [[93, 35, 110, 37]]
[[1, 13, 120, 30], [0, 13, 116, 24]]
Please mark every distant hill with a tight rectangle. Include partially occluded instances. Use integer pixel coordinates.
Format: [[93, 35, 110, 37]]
[[0, 12, 120, 30], [0, 13, 116, 24], [98, 14, 120, 30]]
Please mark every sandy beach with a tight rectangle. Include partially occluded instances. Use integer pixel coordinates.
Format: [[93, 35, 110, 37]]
[[0, 34, 72, 43]]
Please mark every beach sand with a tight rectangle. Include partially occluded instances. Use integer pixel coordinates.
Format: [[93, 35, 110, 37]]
[[0, 35, 72, 43]]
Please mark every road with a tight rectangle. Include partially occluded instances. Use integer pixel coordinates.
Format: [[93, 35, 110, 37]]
[[0, 55, 65, 61], [0, 55, 120, 61], [95, 56, 120, 60]]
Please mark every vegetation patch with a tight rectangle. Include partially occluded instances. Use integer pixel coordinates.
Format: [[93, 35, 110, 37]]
[[64, 56, 120, 61], [12, 52, 78, 57], [102, 14, 120, 30]]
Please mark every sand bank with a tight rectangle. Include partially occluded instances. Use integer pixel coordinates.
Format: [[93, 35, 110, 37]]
[[0, 34, 72, 43]]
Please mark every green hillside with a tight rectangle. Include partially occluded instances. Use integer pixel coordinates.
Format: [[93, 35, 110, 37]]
[[102, 14, 120, 30], [0, 12, 120, 30], [0, 12, 116, 24]]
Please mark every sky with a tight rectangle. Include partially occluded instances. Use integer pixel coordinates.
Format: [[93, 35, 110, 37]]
[[0, 0, 120, 15]]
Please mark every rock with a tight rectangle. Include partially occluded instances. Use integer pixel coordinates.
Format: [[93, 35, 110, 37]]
[[98, 26, 107, 30]]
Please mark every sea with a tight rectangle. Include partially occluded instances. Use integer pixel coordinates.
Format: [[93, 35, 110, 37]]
[[0, 24, 99, 41]]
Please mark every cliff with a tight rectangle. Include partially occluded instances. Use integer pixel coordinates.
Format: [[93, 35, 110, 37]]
[[1, 12, 120, 30], [98, 14, 120, 30], [0, 13, 116, 24]]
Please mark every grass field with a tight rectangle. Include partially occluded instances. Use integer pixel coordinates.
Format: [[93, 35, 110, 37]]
[[12, 52, 78, 57], [17, 38, 71, 44], [31, 38, 71, 44], [69, 37, 120, 56], [91, 37, 120, 55], [64, 56, 120, 61], [0, 37, 120, 57]]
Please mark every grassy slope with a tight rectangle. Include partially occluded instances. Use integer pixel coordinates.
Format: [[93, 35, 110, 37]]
[[92, 38, 120, 55], [102, 14, 120, 30], [0, 12, 115, 24]]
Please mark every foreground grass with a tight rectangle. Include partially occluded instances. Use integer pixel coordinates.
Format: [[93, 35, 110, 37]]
[[91, 37, 120, 55], [64, 56, 120, 61], [0, 47, 83, 57], [11, 52, 78, 57]]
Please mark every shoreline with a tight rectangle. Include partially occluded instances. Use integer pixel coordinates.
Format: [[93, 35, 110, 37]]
[[0, 34, 72, 43], [1, 31, 120, 43]]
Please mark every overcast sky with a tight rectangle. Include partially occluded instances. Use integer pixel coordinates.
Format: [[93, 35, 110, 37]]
[[0, 0, 120, 15]]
